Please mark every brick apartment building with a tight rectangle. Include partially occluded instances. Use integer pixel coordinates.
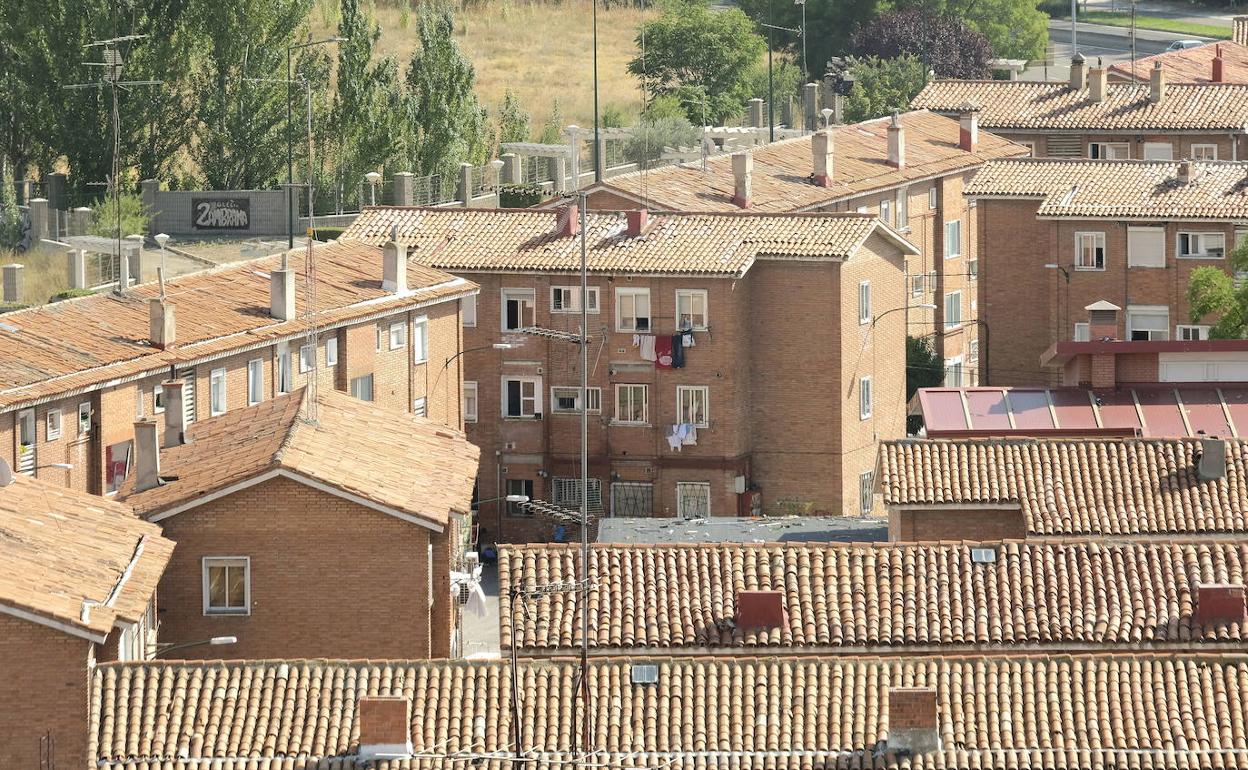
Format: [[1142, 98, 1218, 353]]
[[577, 109, 1026, 386], [912, 61, 1248, 161], [1109, 19, 1248, 83], [965, 157, 1247, 386], [0, 468, 172, 769], [342, 208, 917, 539], [119, 386, 478, 660], [0, 240, 477, 498]]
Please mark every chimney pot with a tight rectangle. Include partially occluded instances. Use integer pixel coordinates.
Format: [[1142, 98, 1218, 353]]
[[162, 380, 186, 449], [1179, 159, 1196, 185], [732, 152, 753, 208], [1235, 16, 1248, 47], [270, 266, 296, 321], [557, 203, 580, 237], [149, 298, 176, 349], [1196, 583, 1246, 625], [887, 112, 906, 168], [382, 241, 407, 293], [1069, 53, 1087, 90], [736, 590, 785, 630], [1088, 66, 1108, 102], [626, 209, 649, 237], [958, 104, 980, 152], [1213, 45, 1225, 82], [358, 696, 413, 760], [812, 130, 834, 187], [1149, 61, 1166, 103], [888, 688, 939, 755], [133, 420, 160, 493]]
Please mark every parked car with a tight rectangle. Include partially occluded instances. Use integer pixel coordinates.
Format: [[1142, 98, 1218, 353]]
[[1167, 39, 1206, 51]]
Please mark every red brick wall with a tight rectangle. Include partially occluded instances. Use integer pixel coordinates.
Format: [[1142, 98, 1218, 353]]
[[153, 475, 447, 659], [890, 507, 1028, 541], [1003, 131, 1243, 160], [0, 615, 91, 770]]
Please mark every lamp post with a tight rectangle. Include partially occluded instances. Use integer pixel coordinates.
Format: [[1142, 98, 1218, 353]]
[[364, 171, 382, 206], [154, 232, 170, 277], [287, 36, 346, 250], [153, 635, 237, 658]]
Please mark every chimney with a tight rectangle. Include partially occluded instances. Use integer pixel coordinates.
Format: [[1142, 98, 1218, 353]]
[[1149, 61, 1166, 103], [382, 234, 407, 294], [812, 130, 834, 187], [1213, 45, 1225, 82], [887, 112, 905, 168], [2, 263, 23, 304], [957, 103, 980, 152], [556, 203, 580, 237], [1195, 583, 1246, 625], [1086, 300, 1120, 340], [162, 379, 186, 449], [149, 299, 176, 349], [625, 209, 649, 237], [1198, 438, 1227, 480], [1178, 159, 1196, 185], [1069, 53, 1087, 90], [888, 688, 940, 755], [358, 696, 412, 760], [732, 152, 752, 208], [1235, 16, 1248, 47], [270, 262, 296, 321], [133, 420, 160, 493], [736, 590, 785, 631], [1088, 64, 1108, 102]]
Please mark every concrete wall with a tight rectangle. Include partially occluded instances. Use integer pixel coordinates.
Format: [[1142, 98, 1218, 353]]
[[143, 182, 294, 237]]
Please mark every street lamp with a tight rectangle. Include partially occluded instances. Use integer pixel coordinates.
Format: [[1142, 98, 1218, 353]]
[[154, 232, 170, 276], [1044, 263, 1071, 282], [153, 635, 237, 658], [364, 171, 382, 206], [287, 36, 347, 249]]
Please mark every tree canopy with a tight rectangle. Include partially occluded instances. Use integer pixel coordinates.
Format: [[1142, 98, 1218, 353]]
[[734, 0, 880, 83], [890, 0, 1047, 61], [1187, 241, 1248, 338], [852, 9, 993, 79], [842, 55, 929, 123]]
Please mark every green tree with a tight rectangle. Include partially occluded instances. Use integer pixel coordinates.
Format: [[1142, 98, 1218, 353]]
[[1187, 240, 1248, 338], [906, 335, 943, 400], [842, 54, 928, 123], [538, 99, 564, 145], [88, 189, 149, 239], [891, 0, 1047, 60], [735, 0, 880, 85], [624, 115, 699, 168], [627, 0, 765, 125], [496, 89, 531, 150], [400, 2, 488, 178], [0, 170, 22, 248]]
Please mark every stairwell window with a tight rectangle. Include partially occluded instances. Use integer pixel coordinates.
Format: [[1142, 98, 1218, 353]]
[[247, 359, 264, 406], [462, 294, 477, 327], [209, 368, 227, 416], [277, 344, 292, 395], [1178, 232, 1225, 259], [388, 321, 407, 350], [858, 281, 871, 324], [896, 187, 908, 228], [46, 409, 62, 441], [944, 220, 961, 259], [928, 187, 937, 209], [1075, 232, 1106, 270], [202, 557, 249, 616], [910, 274, 925, 296], [299, 344, 314, 374], [412, 318, 429, 364], [616, 288, 651, 332], [859, 376, 872, 420], [880, 198, 892, 226], [325, 336, 338, 367], [944, 291, 962, 329], [463, 381, 478, 423]]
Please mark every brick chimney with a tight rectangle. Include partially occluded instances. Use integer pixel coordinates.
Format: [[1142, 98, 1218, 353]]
[[958, 103, 980, 152], [1088, 64, 1108, 102], [358, 696, 412, 760], [1178, 159, 1196, 185], [812, 130, 834, 187], [887, 112, 905, 169], [148, 299, 175, 349], [556, 203, 580, 237], [1069, 53, 1087, 90], [1213, 45, 1225, 83], [626, 209, 649, 237], [1235, 16, 1248, 46], [732, 152, 752, 208], [888, 688, 939, 755], [1149, 61, 1166, 103], [133, 420, 161, 493], [382, 231, 407, 294], [162, 379, 186, 449], [1086, 300, 1120, 340], [736, 590, 784, 631], [270, 259, 296, 321], [1196, 583, 1246, 626]]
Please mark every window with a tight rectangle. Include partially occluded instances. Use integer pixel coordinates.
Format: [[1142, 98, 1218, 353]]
[[859, 471, 875, 514], [462, 293, 477, 327], [967, 259, 978, 281], [209, 368, 227, 416], [969, 339, 979, 364], [611, 481, 654, 517], [677, 385, 709, 427], [376, 323, 384, 352], [105, 440, 132, 494], [676, 481, 711, 520], [153, 385, 165, 414], [388, 321, 407, 350], [1074, 322, 1090, 342], [553, 477, 604, 514], [1177, 324, 1210, 341], [927, 271, 937, 291], [247, 359, 263, 406], [896, 187, 908, 227], [880, 198, 892, 226], [463, 381, 479, 423], [277, 345, 292, 394], [928, 186, 938, 209], [676, 289, 709, 330], [1017, 141, 1036, 157], [859, 376, 872, 420], [299, 344, 314, 373], [944, 291, 962, 329], [350, 373, 375, 401], [943, 356, 965, 387], [1192, 143, 1219, 161], [614, 384, 648, 425], [506, 479, 534, 517], [551, 386, 602, 413], [1142, 142, 1173, 160], [858, 281, 871, 324], [1127, 305, 1170, 341], [46, 409, 62, 441], [1075, 232, 1106, 270], [325, 336, 338, 367], [616, 288, 651, 332], [202, 557, 249, 615], [413, 397, 427, 417], [1089, 142, 1130, 159], [502, 288, 535, 331], [910, 273, 925, 296], [78, 402, 91, 434], [1178, 232, 1225, 258], [503, 376, 541, 418], [1127, 227, 1165, 268], [550, 286, 600, 313], [412, 318, 428, 364], [944, 220, 961, 258]]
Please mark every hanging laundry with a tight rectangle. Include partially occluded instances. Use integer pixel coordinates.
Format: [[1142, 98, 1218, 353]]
[[632, 334, 641, 348], [671, 334, 685, 368], [667, 425, 684, 451], [682, 424, 698, 446], [682, 332, 696, 348], [655, 335, 674, 368], [639, 334, 657, 362]]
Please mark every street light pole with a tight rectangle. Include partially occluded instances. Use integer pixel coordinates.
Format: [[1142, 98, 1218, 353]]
[[767, 0, 775, 142], [286, 37, 346, 250]]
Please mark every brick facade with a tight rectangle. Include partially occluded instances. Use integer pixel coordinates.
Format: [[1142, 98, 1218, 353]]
[[888, 507, 1029, 541], [1003, 131, 1245, 162]]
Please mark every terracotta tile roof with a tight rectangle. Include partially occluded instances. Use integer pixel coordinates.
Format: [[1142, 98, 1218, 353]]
[[0, 473, 172, 638], [499, 541, 1247, 652], [879, 438, 1248, 537], [341, 208, 916, 276], [910, 79, 1248, 131], [1109, 43, 1248, 84], [121, 388, 479, 529], [0, 241, 474, 412], [590, 110, 1025, 213], [964, 158, 1248, 219], [93, 654, 1248, 768]]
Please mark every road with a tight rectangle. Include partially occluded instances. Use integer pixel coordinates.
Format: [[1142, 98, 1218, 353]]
[[1021, 19, 1216, 80]]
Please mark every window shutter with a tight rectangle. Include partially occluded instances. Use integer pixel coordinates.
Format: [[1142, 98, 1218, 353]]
[[1127, 228, 1165, 267]]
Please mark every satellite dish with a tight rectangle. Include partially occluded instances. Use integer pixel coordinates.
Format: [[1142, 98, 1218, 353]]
[[0, 458, 12, 487]]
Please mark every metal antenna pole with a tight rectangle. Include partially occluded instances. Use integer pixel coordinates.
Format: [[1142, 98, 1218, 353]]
[[287, 48, 294, 250], [592, 0, 601, 184], [577, 192, 591, 770], [303, 78, 319, 423]]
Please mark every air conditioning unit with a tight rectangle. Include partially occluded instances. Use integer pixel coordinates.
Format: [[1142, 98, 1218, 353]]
[[970, 548, 997, 564], [630, 664, 659, 685], [457, 583, 471, 605], [464, 552, 480, 569]]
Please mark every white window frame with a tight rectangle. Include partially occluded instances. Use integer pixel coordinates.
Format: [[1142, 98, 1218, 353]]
[[1127, 226, 1166, 268], [350, 373, 375, 402], [968, 339, 980, 364], [463, 381, 479, 423], [928, 187, 937, 209], [944, 355, 965, 387], [859, 471, 875, 513], [325, 336, 338, 367], [1191, 143, 1219, 161], [1142, 142, 1173, 161], [858, 280, 871, 324], [1075, 231, 1106, 270], [1127, 305, 1171, 341], [944, 290, 962, 329], [1074, 322, 1090, 342], [676, 385, 709, 428], [502, 375, 542, 418], [944, 220, 961, 259], [676, 481, 712, 520], [501, 288, 536, 332], [299, 343, 314, 374], [202, 556, 250, 616], [412, 317, 429, 364], [910, 273, 925, 296], [614, 383, 649, 425], [550, 285, 600, 314], [78, 402, 91, 434], [153, 385, 165, 415], [388, 321, 407, 350], [46, 409, 62, 441], [462, 293, 478, 327], [1089, 141, 1130, 159], [859, 376, 872, 420], [896, 186, 908, 228], [675, 289, 709, 331], [209, 368, 227, 417], [413, 397, 427, 417], [1177, 324, 1210, 341], [1016, 141, 1036, 157], [551, 386, 603, 414], [247, 359, 264, 406], [615, 287, 651, 332], [1178, 231, 1226, 259], [880, 198, 892, 226], [277, 344, 292, 395]]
